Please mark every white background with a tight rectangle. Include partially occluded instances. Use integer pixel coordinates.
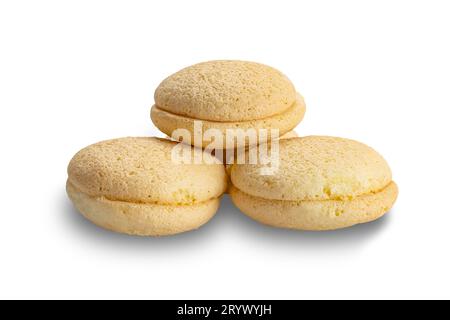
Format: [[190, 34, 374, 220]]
[[1, 0, 449, 300]]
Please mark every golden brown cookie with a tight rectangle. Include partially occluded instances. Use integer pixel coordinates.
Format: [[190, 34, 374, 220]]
[[229, 136, 398, 230], [67, 137, 227, 236], [151, 60, 306, 148]]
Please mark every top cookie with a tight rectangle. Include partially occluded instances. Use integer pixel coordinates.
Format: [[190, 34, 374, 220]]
[[154, 60, 297, 122], [230, 136, 392, 201], [68, 137, 227, 205]]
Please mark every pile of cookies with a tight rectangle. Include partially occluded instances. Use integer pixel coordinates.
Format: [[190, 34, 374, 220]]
[[67, 60, 398, 236]]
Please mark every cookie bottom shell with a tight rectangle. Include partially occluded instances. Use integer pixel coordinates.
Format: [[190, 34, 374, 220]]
[[151, 96, 306, 148], [229, 182, 398, 231], [67, 182, 220, 236]]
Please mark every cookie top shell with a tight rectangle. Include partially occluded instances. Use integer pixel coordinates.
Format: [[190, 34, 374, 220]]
[[231, 136, 392, 201], [154, 60, 297, 122], [68, 137, 227, 205]]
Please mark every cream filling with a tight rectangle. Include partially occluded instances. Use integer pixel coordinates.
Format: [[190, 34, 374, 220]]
[[66, 180, 221, 207], [231, 181, 398, 205]]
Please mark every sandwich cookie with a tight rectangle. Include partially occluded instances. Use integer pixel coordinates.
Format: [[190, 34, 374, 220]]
[[151, 60, 306, 148], [67, 137, 227, 236], [229, 136, 398, 231]]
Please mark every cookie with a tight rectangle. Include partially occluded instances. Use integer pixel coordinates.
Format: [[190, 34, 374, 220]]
[[229, 136, 398, 230], [67, 137, 227, 236], [151, 60, 306, 148]]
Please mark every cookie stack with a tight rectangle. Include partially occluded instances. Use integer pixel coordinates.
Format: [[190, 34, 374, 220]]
[[67, 60, 398, 236]]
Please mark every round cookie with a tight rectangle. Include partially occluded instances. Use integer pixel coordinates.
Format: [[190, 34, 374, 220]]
[[229, 136, 398, 231], [67, 137, 227, 236], [151, 60, 306, 148]]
